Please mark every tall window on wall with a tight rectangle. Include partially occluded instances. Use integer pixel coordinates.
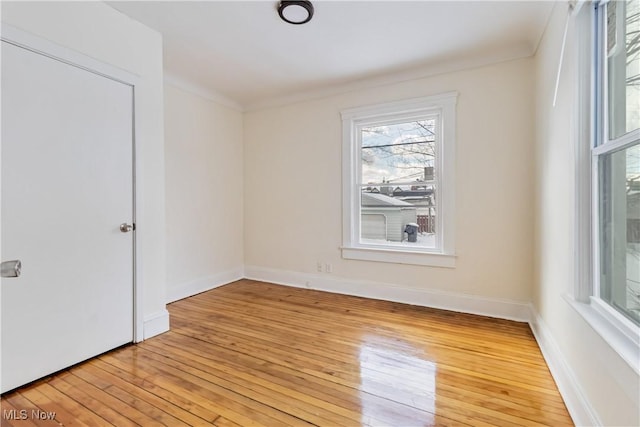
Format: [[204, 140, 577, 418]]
[[595, 0, 640, 326], [341, 93, 457, 268]]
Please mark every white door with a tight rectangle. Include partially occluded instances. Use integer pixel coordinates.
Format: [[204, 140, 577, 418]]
[[1, 40, 134, 393]]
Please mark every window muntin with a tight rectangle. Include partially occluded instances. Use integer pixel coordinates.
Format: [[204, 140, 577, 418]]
[[595, 0, 640, 326]]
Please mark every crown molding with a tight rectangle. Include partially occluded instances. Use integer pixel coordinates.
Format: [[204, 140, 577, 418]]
[[243, 44, 533, 112], [164, 72, 244, 112], [163, 44, 533, 113]]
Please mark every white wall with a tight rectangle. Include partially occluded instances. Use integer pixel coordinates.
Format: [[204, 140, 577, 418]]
[[533, 4, 640, 426], [244, 57, 535, 312], [1, 1, 168, 339], [164, 84, 244, 302]]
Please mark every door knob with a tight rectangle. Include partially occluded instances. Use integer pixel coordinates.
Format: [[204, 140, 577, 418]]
[[119, 223, 134, 233], [1, 260, 22, 278]]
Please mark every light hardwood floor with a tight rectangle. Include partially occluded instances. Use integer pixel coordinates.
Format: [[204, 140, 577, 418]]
[[1, 280, 573, 426]]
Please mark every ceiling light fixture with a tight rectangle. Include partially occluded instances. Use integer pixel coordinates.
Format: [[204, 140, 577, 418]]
[[278, 1, 314, 25]]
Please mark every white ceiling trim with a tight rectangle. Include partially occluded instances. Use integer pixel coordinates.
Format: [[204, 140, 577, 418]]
[[164, 42, 533, 113], [164, 72, 243, 111], [244, 43, 533, 112]]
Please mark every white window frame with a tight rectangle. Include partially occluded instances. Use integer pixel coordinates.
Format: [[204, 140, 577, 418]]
[[341, 93, 457, 268], [569, 1, 640, 374]]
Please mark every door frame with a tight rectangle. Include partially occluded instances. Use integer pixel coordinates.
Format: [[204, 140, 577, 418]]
[[1, 24, 144, 342]]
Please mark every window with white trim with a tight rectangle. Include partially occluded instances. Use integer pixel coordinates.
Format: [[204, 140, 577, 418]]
[[568, 0, 639, 372], [341, 93, 457, 267], [594, 0, 640, 326]]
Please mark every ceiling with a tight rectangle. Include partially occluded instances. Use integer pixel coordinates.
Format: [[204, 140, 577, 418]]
[[108, 1, 556, 111]]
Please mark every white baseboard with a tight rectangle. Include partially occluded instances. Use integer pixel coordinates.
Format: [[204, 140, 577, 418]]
[[143, 309, 170, 340], [166, 268, 244, 303], [244, 265, 531, 322], [143, 269, 244, 341], [528, 306, 601, 427]]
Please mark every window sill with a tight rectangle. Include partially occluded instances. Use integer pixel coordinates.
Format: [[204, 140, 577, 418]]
[[341, 246, 456, 268], [564, 294, 640, 375]]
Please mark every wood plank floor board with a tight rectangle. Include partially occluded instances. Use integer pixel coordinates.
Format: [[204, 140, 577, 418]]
[[152, 330, 570, 420], [138, 340, 364, 424], [132, 345, 358, 426], [91, 356, 233, 426], [0, 395, 42, 427], [220, 282, 527, 333], [178, 288, 526, 345], [179, 289, 545, 366], [45, 373, 141, 427], [19, 383, 106, 426], [144, 333, 454, 424], [2, 392, 58, 427], [139, 337, 465, 427], [101, 349, 303, 427], [166, 316, 564, 427], [168, 313, 561, 403], [429, 369, 570, 415], [169, 301, 554, 387], [169, 290, 568, 422], [1, 280, 573, 426], [131, 342, 460, 425], [213, 417, 244, 427], [87, 357, 221, 423], [74, 362, 216, 426], [230, 282, 535, 340], [168, 297, 537, 360], [59, 369, 189, 427]]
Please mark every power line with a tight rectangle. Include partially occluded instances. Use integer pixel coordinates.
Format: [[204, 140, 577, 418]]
[[362, 140, 434, 149]]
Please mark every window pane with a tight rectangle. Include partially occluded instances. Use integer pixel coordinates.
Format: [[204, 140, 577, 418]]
[[361, 119, 436, 184], [607, 0, 640, 139], [360, 185, 436, 248], [599, 143, 640, 325]]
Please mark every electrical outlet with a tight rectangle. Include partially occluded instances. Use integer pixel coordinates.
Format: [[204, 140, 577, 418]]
[[325, 263, 332, 273], [317, 262, 322, 272]]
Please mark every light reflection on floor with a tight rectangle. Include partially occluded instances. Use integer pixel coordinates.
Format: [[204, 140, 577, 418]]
[[358, 334, 437, 426]]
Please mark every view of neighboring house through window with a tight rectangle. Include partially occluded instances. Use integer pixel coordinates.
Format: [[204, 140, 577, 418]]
[[596, 0, 640, 325], [360, 118, 437, 248]]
